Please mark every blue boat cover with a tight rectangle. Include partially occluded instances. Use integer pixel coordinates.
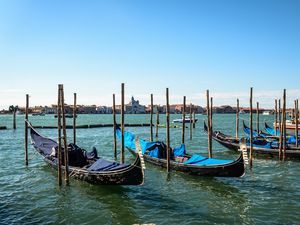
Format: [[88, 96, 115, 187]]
[[116, 127, 136, 151], [140, 139, 159, 154], [183, 154, 207, 164], [183, 154, 233, 165], [148, 147, 160, 157], [243, 126, 260, 138], [87, 158, 130, 171], [196, 158, 234, 166], [265, 126, 280, 136], [116, 127, 162, 154], [31, 130, 58, 156], [173, 144, 186, 157], [287, 136, 300, 144]]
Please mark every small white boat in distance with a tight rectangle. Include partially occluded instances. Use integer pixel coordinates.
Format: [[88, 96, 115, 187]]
[[173, 116, 198, 123]]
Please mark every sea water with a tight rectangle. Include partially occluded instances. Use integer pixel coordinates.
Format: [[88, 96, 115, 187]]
[[0, 114, 299, 224]]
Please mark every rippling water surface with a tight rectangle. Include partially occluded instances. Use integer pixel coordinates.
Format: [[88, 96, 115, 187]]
[[0, 114, 299, 224]]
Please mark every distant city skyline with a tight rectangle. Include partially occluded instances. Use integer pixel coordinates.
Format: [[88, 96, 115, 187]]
[[0, 1, 299, 110], [1, 88, 299, 110]]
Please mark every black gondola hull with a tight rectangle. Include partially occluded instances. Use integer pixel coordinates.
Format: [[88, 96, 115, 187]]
[[29, 126, 144, 185], [127, 148, 245, 177], [204, 122, 300, 160]]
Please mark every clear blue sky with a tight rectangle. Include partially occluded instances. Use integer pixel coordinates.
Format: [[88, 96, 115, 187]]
[[0, 0, 299, 109]]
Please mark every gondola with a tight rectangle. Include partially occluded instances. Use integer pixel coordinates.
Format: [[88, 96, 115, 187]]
[[263, 122, 300, 144], [242, 120, 270, 138], [28, 122, 144, 185], [204, 121, 300, 159], [264, 122, 280, 136], [116, 127, 245, 177]]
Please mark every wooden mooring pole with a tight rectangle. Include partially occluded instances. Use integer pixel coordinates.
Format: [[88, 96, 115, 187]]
[[13, 109, 16, 130], [282, 89, 287, 160], [274, 99, 278, 133], [206, 90, 212, 158], [249, 87, 253, 168], [210, 97, 213, 157], [189, 103, 192, 140], [25, 94, 29, 166], [166, 88, 170, 172], [193, 111, 196, 128], [150, 94, 153, 142], [121, 83, 125, 164], [60, 84, 69, 185], [57, 85, 62, 186], [155, 111, 159, 138], [73, 93, 77, 145], [113, 94, 117, 160], [279, 99, 281, 136], [279, 99, 282, 159], [236, 99, 239, 139], [182, 96, 186, 144], [296, 99, 299, 148], [256, 102, 259, 132]]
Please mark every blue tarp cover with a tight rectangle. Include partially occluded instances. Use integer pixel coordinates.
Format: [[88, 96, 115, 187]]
[[243, 126, 260, 138], [195, 158, 233, 166], [183, 154, 207, 164], [265, 126, 280, 136], [140, 139, 159, 154], [148, 147, 160, 158], [287, 136, 300, 144], [173, 144, 186, 157], [87, 158, 129, 171], [116, 127, 162, 154], [183, 154, 233, 166]]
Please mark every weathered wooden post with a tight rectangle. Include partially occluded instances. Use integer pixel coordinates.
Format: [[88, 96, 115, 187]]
[[282, 89, 287, 160], [279, 99, 282, 137], [9, 105, 18, 130], [25, 94, 29, 166], [256, 102, 259, 132], [13, 111, 16, 129], [121, 83, 125, 164], [193, 111, 196, 128], [155, 111, 159, 138], [279, 99, 283, 159], [296, 99, 299, 148], [60, 84, 69, 185], [166, 88, 170, 172], [274, 99, 278, 132], [182, 96, 186, 144], [73, 93, 77, 145], [292, 109, 295, 122], [206, 90, 212, 158], [113, 94, 117, 160], [210, 97, 213, 157], [249, 87, 253, 168], [236, 99, 239, 139], [57, 85, 62, 186], [189, 103, 192, 140], [150, 94, 153, 141]]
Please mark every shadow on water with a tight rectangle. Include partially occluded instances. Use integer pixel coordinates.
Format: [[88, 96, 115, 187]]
[[51, 176, 142, 224], [136, 164, 253, 224], [166, 169, 245, 200]]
